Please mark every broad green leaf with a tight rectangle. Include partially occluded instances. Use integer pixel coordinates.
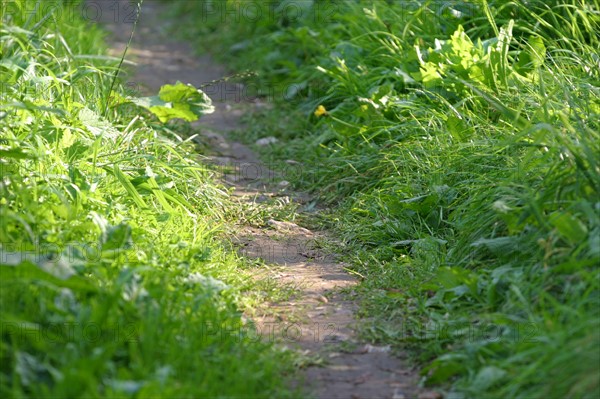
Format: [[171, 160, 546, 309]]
[[148, 103, 198, 123], [446, 114, 468, 140], [471, 366, 506, 391], [128, 81, 214, 123], [549, 212, 588, 243], [425, 360, 466, 384], [78, 107, 119, 138], [516, 35, 546, 74], [418, 62, 443, 86], [528, 36, 546, 68]]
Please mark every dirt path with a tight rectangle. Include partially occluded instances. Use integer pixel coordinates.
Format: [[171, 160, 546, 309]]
[[96, 2, 432, 398]]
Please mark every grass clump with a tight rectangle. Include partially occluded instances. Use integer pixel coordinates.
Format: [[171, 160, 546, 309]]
[[1, 1, 296, 397], [171, 0, 600, 397]]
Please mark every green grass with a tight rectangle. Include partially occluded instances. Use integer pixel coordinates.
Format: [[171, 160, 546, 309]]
[[0, 1, 298, 397], [170, 0, 600, 398]]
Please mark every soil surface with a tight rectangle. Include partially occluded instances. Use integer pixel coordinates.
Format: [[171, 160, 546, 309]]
[[95, 1, 436, 398]]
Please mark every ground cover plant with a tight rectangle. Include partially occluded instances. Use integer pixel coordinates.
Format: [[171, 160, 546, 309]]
[[171, 0, 600, 397], [0, 1, 296, 397]]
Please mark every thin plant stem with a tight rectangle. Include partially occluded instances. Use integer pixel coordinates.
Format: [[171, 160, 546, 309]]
[[103, 0, 144, 117]]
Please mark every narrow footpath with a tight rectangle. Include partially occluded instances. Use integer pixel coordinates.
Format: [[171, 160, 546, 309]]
[[97, 2, 433, 398]]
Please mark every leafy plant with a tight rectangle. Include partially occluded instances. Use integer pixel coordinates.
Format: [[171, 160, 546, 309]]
[[122, 81, 215, 123]]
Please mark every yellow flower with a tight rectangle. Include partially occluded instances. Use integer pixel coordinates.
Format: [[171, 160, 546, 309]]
[[314, 105, 327, 117]]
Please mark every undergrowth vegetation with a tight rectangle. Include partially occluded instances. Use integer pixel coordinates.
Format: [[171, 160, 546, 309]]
[[172, 0, 600, 397], [0, 1, 295, 397]]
